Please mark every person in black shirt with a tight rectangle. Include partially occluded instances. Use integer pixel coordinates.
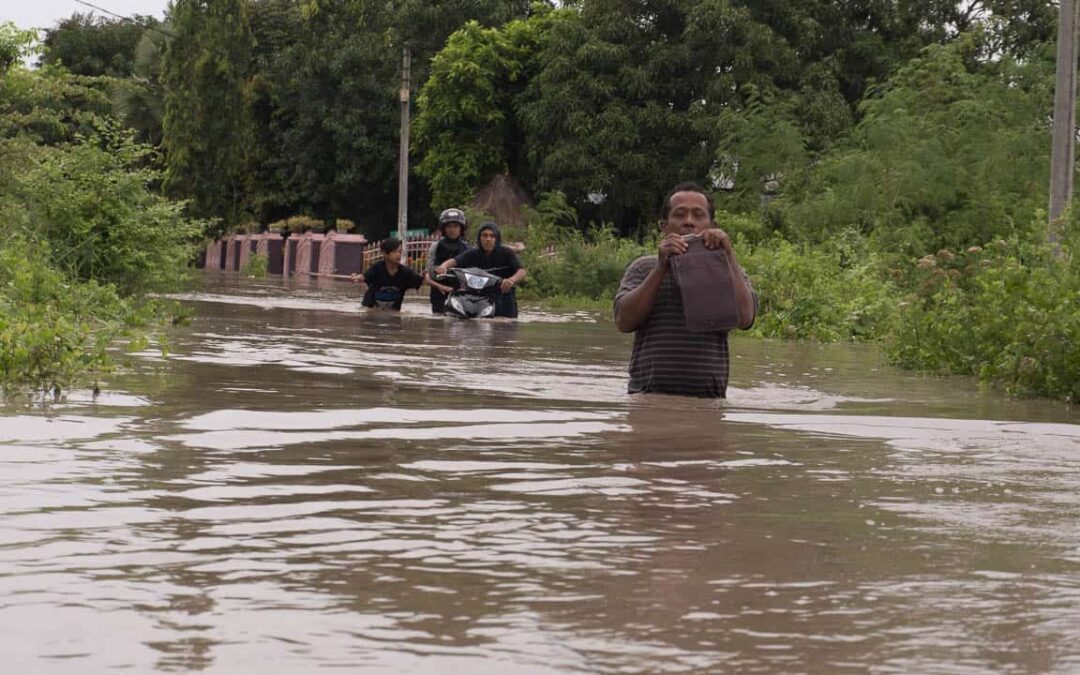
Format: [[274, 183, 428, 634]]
[[359, 238, 451, 310], [435, 222, 527, 318], [426, 208, 471, 314]]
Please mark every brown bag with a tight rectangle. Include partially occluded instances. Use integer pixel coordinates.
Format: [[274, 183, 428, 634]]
[[669, 238, 741, 332]]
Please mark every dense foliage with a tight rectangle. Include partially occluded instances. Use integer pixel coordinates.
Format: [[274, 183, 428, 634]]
[[38, 13, 153, 77], [0, 25, 198, 396], [162, 0, 254, 231], [414, 16, 548, 209], [773, 36, 1053, 259], [886, 231, 1080, 401]]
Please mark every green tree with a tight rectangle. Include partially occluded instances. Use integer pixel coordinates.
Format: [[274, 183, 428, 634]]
[[113, 23, 171, 146], [712, 87, 809, 212], [247, 0, 534, 233], [39, 13, 152, 77], [161, 0, 255, 229], [518, 1, 791, 229], [388, 0, 535, 84], [777, 35, 1053, 257], [0, 62, 112, 146], [1, 22, 37, 73], [253, 0, 399, 228], [414, 15, 550, 209]]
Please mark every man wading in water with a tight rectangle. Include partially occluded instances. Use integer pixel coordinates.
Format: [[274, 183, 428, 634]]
[[614, 182, 757, 398]]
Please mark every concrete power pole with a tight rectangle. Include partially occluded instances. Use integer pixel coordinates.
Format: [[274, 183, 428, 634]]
[[397, 45, 411, 243], [1049, 0, 1079, 245]]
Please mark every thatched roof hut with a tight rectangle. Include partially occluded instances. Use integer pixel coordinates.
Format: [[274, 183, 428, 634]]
[[470, 174, 532, 226]]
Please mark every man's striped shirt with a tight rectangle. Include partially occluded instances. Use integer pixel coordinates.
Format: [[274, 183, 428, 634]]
[[615, 254, 754, 398]]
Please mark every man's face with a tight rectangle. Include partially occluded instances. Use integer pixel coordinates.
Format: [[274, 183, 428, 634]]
[[663, 191, 712, 236], [444, 222, 463, 239], [479, 229, 497, 252], [385, 246, 403, 265]]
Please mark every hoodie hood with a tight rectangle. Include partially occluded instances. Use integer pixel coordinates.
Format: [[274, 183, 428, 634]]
[[477, 222, 502, 251]]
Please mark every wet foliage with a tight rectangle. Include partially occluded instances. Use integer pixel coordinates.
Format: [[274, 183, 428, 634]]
[[886, 230, 1080, 402], [0, 28, 199, 396]]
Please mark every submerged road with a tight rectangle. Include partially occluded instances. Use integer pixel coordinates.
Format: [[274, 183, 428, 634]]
[[1, 276, 1078, 673]]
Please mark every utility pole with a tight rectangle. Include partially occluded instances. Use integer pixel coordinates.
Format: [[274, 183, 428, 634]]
[[1049, 0, 1079, 247], [397, 45, 411, 243]]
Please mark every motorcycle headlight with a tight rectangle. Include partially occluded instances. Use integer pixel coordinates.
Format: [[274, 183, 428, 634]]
[[464, 272, 488, 290], [481, 304, 496, 317]]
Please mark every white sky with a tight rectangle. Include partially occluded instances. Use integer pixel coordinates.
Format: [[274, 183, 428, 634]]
[[4, 0, 170, 31]]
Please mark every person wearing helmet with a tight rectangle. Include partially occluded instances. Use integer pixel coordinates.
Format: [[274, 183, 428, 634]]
[[435, 221, 527, 318], [426, 208, 471, 314]]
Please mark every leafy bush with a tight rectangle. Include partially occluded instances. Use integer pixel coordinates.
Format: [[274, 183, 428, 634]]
[[519, 221, 650, 303], [0, 237, 151, 396], [243, 252, 268, 278], [2, 128, 200, 294], [885, 234, 1080, 401], [284, 215, 324, 233], [0, 60, 201, 396], [740, 234, 897, 342]]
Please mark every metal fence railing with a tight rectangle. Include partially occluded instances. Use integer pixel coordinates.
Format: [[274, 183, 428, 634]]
[[362, 235, 437, 273]]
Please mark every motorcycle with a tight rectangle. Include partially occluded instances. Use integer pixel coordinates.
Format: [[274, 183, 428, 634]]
[[434, 267, 505, 319]]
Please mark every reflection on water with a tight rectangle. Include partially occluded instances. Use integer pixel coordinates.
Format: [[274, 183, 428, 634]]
[[2, 277, 1079, 673]]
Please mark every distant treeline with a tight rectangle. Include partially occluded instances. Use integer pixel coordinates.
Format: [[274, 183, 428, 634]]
[[34, 0, 1059, 242]]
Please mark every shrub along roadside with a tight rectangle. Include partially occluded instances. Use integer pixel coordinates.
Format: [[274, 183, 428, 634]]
[[518, 223, 650, 307], [738, 235, 898, 342], [4, 127, 200, 295], [0, 238, 153, 397], [885, 235, 1080, 402], [0, 129, 198, 397]]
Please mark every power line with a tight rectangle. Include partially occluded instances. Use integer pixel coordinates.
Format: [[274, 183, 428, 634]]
[[72, 0, 176, 39]]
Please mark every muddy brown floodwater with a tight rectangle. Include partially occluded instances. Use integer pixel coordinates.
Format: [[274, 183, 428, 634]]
[[2, 276, 1079, 673]]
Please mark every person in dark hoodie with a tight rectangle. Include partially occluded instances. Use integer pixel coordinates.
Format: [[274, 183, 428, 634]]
[[425, 208, 471, 314], [435, 221, 527, 318]]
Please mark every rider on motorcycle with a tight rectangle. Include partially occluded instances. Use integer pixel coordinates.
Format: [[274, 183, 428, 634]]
[[426, 208, 471, 314], [435, 222, 527, 318]]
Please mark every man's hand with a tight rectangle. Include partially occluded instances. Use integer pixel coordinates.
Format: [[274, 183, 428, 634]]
[[349, 273, 364, 284], [701, 228, 734, 255], [657, 232, 688, 269], [499, 278, 514, 293], [433, 281, 453, 294], [435, 263, 448, 276]]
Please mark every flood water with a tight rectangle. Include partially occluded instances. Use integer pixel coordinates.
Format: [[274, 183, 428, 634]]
[[3, 276, 1080, 673]]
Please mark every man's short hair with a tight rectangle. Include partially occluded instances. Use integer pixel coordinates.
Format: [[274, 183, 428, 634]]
[[380, 238, 403, 255], [660, 182, 716, 222]]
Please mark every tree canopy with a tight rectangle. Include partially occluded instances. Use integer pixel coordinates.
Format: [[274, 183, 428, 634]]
[[39, 12, 155, 78], [51, 0, 1065, 242]]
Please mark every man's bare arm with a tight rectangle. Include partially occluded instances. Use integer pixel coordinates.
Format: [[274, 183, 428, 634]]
[[435, 258, 459, 275], [614, 265, 666, 333], [727, 253, 756, 330], [500, 268, 527, 293], [615, 233, 686, 333]]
